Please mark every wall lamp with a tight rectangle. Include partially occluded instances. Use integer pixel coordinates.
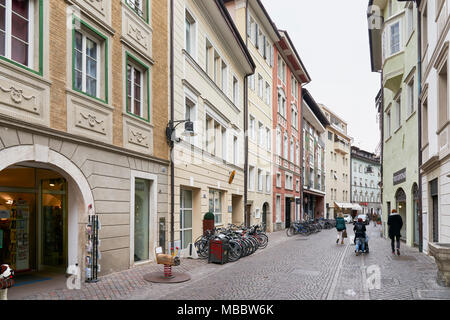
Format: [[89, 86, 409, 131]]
[[166, 120, 196, 147]]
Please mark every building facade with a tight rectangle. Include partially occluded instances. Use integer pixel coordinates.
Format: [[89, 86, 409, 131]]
[[351, 146, 382, 217], [302, 90, 328, 221], [419, 0, 450, 252], [171, 0, 254, 248], [321, 105, 352, 218], [369, 0, 420, 247], [0, 0, 170, 278], [224, 0, 280, 231], [271, 31, 310, 231]]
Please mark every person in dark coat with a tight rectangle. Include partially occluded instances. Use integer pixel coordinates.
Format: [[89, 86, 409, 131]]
[[335, 213, 346, 245], [388, 209, 403, 255], [353, 218, 367, 255]]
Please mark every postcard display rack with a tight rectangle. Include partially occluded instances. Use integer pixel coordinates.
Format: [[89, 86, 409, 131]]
[[85, 208, 101, 283], [9, 201, 30, 272]]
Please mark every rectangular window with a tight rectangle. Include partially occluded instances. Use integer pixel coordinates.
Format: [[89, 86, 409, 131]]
[[258, 121, 264, 146], [209, 190, 222, 225], [233, 136, 238, 165], [221, 61, 227, 94], [276, 172, 281, 188], [390, 22, 400, 55], [126, 53, 150, 121], [258, 169, 263, 192], [221, 127, 227, 161], [266, 173, 271, 193], [73, 18, 108, 103], [266, 127, 271, 151], [249, 166, 255, 191], [205, 39, 212, 76], [438, 61, 448, 130], [185, 10, 196, 57], [232, 76, 239, 106], [265, 82, 271, 105], [126, 0, 148, 21], [249, 116, 255, 141], [0, 0, 34, 68], [258, 74, 263, 98], [422, 3, 428, 52], [184, 96, 196, 144]]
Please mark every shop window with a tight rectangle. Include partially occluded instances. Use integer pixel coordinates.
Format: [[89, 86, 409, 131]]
[[209, 190, 222, 225]]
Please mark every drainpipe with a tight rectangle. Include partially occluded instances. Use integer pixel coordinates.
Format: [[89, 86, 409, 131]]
[[169, 0, 175, 253], [244, 0, 249, 227], [416, 0, 423, 253]]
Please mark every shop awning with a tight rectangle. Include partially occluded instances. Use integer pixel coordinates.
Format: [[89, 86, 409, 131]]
[[334, 202, 354, 209], [352, 204, 363, 211]]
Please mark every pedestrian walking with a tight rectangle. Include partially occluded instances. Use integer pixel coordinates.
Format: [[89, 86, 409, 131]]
[[335, 212, 346, 245], [354, 218, 367, 256], [372, 213, 377, 227], [388, 209, 403, 256]]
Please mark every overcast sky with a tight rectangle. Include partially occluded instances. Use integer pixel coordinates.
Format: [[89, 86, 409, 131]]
[[261, 0, 381, 153]]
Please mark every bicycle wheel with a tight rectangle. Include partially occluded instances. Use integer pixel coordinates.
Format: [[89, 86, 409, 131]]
[[228, 240, 242, 262], [257, 234, 269, 249]]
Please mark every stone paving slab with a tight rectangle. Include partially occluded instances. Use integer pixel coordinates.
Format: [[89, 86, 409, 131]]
[[10, 224, 450, 300]]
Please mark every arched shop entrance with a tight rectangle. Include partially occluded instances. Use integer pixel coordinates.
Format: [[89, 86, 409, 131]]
[[395, 188, 407, 239], [0, 145, 93, 281]]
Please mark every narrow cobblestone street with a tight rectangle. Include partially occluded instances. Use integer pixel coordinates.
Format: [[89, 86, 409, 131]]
[[12, 223, 450, 300]]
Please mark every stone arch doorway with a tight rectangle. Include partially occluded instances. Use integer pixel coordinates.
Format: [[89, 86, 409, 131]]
[[0, 145, 94, 271], [395, 188, 407, 239]]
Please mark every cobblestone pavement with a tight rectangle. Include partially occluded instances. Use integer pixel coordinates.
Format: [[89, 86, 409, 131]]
[[12, 224, 450, 300]]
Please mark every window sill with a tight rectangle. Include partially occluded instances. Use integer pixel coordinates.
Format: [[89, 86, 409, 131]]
[[123, 112, 153, 127], [394, 125, 402, 134], [405, 30, 415, 48], [385, 135, 392, 143], [404, 109, 416, 122], [66, 88, 112, 110]]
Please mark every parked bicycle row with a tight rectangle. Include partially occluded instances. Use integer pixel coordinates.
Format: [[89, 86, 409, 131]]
[[286, 218, 336, 237], [194, 224, 268, 263]]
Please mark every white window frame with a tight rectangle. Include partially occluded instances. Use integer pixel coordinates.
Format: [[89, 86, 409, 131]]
[[0, 0, 35, 69], [74, 30, 101, 98], [185, 8, 197, 59], [127, 63, 144, 118]]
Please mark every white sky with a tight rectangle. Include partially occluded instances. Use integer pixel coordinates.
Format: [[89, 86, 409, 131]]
[[261, 0, 381, 153]]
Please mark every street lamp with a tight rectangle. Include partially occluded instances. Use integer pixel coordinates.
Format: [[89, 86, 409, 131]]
[[166, 119, 196, 255]]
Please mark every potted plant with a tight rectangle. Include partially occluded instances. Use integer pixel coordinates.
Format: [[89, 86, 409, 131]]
[[377, 217, 382, 225], [203, 212, 215, 235]]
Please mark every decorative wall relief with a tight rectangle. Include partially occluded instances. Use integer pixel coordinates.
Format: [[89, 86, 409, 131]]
[[78, 112, 106, 135], [0, 84, 39, 115], [122, 7, 152, 58], [129, 129, 149, 147]]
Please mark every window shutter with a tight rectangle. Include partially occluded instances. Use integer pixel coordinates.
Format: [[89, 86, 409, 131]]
[[247, 14, 251, 38], [255, 24, 259, 48], [270, 46, 274, 66], [263, 35, 267, 59]]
